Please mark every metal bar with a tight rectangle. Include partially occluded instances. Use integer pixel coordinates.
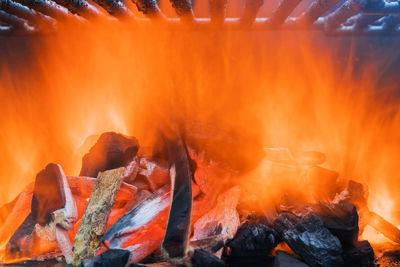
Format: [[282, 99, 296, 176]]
[[13, 0, 71, 20], [381, 14, 400, 30], [209, 0, 227, 27], [267, 0, 303, 27], [323, 0, 362, 32], [169, 0, 195, 24], [53, 0, 103, 19], [131, 0, 165, 20], [0, 0, 55, 27], [0, 9, 33, 32], [361, 0, 400, 15], [350, 13, 382, 29], [295, 0, 342, 25], [240, 0, 264, 27], [91, 0, 133, 18]]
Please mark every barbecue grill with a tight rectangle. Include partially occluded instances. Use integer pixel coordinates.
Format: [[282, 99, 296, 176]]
[[0, 0, 399, 35]]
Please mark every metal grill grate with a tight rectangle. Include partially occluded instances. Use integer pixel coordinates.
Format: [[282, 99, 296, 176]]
[[0, 0, 399, 35]]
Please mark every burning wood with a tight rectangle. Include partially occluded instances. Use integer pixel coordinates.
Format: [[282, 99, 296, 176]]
[[72, 167, 127, 266], [5, 163, 77, 264], [80, 132, 139, 178], [161, 134, 194, 262], [2, 134, 400, 267], [101, 185, 171, 264], [192, 186, 241, 250]]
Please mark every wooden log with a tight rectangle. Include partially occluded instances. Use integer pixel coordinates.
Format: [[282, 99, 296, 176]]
[[72, 167, 126, 266]]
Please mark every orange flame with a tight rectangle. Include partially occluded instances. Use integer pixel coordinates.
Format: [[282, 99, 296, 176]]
[[0, 17, 400, 248]]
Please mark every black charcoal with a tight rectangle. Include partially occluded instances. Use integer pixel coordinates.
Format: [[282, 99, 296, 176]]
[[31, 163, 66, 226], [226, 222, 277, 258], [80, 132, 139, 177], [192, 249, 225, 267], [283, 214, 343, 267], [83, 249, 130, 267], [342, 240, 374, 267], [274, 250, 309, 267], [318, 201, 359, 247]]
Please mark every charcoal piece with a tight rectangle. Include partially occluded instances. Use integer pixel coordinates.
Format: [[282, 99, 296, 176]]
[[342, 240, 374, 267], [192, 249, 225, 267], [6, 213, 36, 257], [125, 190, 152, 212], [225, 222, 278, 258], [346, 180, 368, 207], [273, 212, 299, 240], [161, 135, 193, 259], [283, 214, 343, 267], [103, 185, 170, 245], [317, 201, 359, 247], [138, 159, 170, 191], [102, 186, 170, 264], [192, 187, 241, 250], [132, 175, 152, 191], [80, 132, 139, 177], [83, 249, 130, 267], [31, 163, 66, 226], [274, 250, 309, 267]]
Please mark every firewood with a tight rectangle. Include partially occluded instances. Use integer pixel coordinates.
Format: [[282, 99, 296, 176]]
[[101, 185, 171, 264], [192, 186, 241, 242], [72, 167, 126, 266], [161, 135, 194, 262], [80, 132, 139, 178]]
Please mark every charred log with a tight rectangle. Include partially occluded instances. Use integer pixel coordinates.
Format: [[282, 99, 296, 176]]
[[102, 185, 171, 264], [31, 163, 67, 226], [161, 134, 193, 261], [5, 213, 36, 259], [80, 132, 139, 178]]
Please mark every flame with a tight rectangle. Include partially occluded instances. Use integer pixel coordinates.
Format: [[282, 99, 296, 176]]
[[0, 10, 400, 256]]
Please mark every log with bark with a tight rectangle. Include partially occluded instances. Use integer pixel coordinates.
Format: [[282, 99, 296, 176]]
[[72, 167, 127, 266]]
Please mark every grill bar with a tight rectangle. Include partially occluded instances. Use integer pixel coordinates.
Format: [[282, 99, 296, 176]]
[[1, 0, 400, 35]]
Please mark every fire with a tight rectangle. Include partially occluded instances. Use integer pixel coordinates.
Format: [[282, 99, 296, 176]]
[[1, 14, 400, 252]]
